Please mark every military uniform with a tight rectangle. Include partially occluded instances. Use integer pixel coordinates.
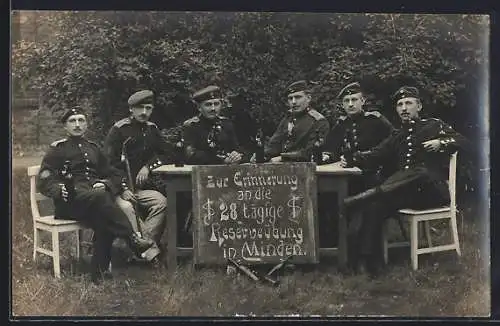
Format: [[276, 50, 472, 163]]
[[324, 111, 395, 183], [104, 90, 172, 251], [265, 109, 330, 162], [38, 129, 153, 281], [344, 87, 472, 275], [182, 115, 242, 165]]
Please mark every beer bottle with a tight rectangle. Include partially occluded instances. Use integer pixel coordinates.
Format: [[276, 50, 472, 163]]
[[255, 129, 265, 163]]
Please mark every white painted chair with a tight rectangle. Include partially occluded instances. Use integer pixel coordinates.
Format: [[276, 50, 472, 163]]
[[382, 152, 461, 270], [28, 165, 88, 278]]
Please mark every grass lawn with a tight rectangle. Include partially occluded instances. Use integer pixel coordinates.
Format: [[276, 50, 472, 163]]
[[11, 156, 490, 317]]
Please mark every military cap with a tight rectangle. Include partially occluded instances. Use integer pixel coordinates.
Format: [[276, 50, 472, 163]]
[[337, 82, 363, 99], [392, 86, 420, 103], [128, 90, 154, 106], [192, 85, 223, 103], [60, 106, 86, 123], [286, 80, 309, 94]]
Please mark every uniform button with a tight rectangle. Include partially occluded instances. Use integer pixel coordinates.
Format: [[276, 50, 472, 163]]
[[406, 159, 411, 163], [408, 148, 413, 152], [352, 123, 357, 127], [405, 165, 410, 169], [84, 153, 88, 156], [344, 138, 348, 143], [406, 153, 411, 157], [354, 142, 359, 147], [408, 128, 413, 132], [352, 129, 357, 133], [406, 136, 411, 140], [408, 142, 412, 146], [78, 143, 82, 148], [353, 135, 358, 140], [86, 177, 90, 180]]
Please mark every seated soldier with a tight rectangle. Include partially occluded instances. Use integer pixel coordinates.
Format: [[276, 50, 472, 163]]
[[178, 85, 246, 245], [37, 106, 155, 284], [322, 81, 395, 273], [104, 90, 172, 266], [343, 86, 472, 277], [264, 80, 330, 163]]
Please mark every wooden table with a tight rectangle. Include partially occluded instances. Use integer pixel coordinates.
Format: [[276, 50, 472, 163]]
[[153, 162, 362, 270]]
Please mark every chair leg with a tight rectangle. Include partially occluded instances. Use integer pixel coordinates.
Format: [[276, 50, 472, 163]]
[[52, 231, 61, 278], [33, 226, 39, 262], [76, 229, 81, 261], [450, 216, 462, 257], [398, 216, 408, 241], [424, 221, 433, 248], [410, 218, 419, 271], [382, 221, 388, 265]]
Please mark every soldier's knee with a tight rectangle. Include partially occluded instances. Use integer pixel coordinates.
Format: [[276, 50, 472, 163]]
[[116, 197, 135, 214], [150, 192, 167, 210]]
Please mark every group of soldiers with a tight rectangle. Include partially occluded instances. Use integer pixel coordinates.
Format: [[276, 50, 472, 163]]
[[37, 79, 471, 283]]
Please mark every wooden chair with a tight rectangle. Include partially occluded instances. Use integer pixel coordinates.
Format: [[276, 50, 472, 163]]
[[28, 165, 89, 278], [382, 152, 461, 270]]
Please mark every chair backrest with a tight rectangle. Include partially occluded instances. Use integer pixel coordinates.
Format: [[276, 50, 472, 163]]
[[27, 165, 50, 220], [448, 152, 458, 212]]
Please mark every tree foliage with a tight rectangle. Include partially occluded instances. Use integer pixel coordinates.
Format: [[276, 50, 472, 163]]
[[12, 12, 488, 140]]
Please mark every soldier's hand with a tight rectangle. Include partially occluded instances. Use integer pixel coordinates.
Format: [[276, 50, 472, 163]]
[[270, 156, 282, 163], [136, 166, 150, 186], [249, 153, 257, 163], [322, 152, 331, 163], [224, 151, 243, 164], [422, 139, 441, 152], [121, 189, 137, 203], [339, 155, 348, 168], [60, 184, 69, 202], [92, 182, 106, 192]]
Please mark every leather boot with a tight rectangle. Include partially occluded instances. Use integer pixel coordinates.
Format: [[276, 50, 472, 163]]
[[343, 187, 381, 207], [127, 232, 155, 257]]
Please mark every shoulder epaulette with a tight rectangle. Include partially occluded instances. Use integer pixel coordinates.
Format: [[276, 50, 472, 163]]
[[114, 117, 132, 128], [146, 121, 159, 128], [86, 139, 100, 147], [183, 116, 200, 126], [364, 111, 382, 118], [50, 138, 67, 147], [308, 109, 325, 121]]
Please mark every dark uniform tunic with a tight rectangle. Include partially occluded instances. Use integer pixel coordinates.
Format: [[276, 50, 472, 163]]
[[265, 109, 330, 162], [324, 110, 395, 190], [37, 136, 136, 273], [182, 115, 242, 165], [321, 110, 394, 250], [354, 117, 472, 262], [104, 117, 174, 192]]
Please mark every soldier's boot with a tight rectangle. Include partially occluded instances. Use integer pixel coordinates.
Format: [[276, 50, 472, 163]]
[[343, 187, 381, 207], [127, 233, 155, 257]]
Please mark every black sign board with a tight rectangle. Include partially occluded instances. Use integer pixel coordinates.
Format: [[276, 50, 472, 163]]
[[192, 162, 319, 265]]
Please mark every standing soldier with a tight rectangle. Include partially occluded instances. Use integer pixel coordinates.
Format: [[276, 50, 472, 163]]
[[104, 90, 172, 265], [264, 80, 330, 162], [322, 82, 395, 272], [183, 85, 245, 165], [343, 86, 472, 277], [37, 106, 155, 284]]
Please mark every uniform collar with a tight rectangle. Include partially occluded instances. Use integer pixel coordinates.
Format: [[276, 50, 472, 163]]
[[346, 111, 364, 122], [67, 135, 86, 142], [129, 116, 148, 125]]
